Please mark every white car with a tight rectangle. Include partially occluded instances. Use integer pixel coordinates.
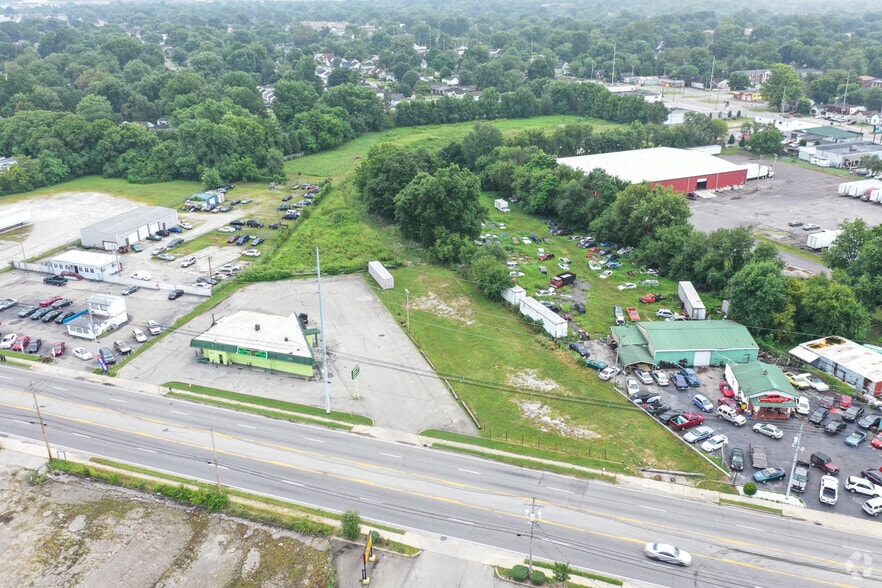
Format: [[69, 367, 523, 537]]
[[844, 476, 882, 497], [802, 374, 829, 392], [132, 328, 148, 343], [598, 366, 621, 381], [218, 226, 237, 233], [796, 396, 811, 415], [150, 246, 166, 255], [753, 423, 784, 439], [557, 262, 571, 271], [701, 434, 729, 453], [179, 222, 193, 230], [0, 298, 17, 311], [617, 282, 636, 290], [819, 475, 839, 505], [509, 271, 525, 277], [588, 261, 602, 271], [194, 282, 212, 289], [599, 270, 613, 279], [130, 271, 152, 281], [644, 543, 691, 566], [559, 257, 572, 265], [651, 370, 670, 386], [242, 249, 261, 257], [180, 256, 197, 268], [72, 347, 93, 361], [1, 333, 17, 349], [146, 320, 162, 335], [156, 253, 175, 261], [626, 378, 640, 395]]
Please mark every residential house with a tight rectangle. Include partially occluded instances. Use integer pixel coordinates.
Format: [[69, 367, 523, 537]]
[[735, 69, 771, 85]]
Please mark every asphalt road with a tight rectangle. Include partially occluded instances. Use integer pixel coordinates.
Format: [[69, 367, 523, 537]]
[[2, 367, 880, 587]]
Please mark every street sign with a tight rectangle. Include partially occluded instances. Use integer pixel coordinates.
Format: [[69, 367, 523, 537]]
[[97, 355, 108, 372], [351, 364, 360, 380]]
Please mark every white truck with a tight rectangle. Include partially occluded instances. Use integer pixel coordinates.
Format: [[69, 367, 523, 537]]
[[846, 180, 882, 197], [743, 163, 774, 180], [807, 230, 842, 250], [494, 198, 510, 213], [677, 281, 706, 320]]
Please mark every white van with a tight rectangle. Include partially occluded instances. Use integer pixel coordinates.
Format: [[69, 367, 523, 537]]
[[863, 496, 882, 516]]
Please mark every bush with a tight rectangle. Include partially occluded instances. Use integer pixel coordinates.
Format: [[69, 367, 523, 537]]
[[511, 565, 529, 582], [341, 509, 361, 540], [530, 569, 546, 585], [552, 561, 571, 582], [743, 482, 757, 496]]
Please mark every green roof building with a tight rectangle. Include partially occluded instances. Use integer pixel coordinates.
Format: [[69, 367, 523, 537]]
[[727, 362, 799, 418], [190, 310, 316, 377], [611, 320, 759, 367]]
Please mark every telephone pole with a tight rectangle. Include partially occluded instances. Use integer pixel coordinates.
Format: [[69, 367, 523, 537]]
[[525, 497, 542, 575], [30, 386, 53, 461]]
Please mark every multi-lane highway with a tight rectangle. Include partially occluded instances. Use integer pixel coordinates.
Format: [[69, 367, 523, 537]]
[[1, 366, 879, 587]]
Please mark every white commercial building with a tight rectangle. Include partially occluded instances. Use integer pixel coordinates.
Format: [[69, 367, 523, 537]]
[[790, 336, 882, 398], [47, 250, 120, 281], [65, 294, 128, 339], [80, 206, 179, 250]]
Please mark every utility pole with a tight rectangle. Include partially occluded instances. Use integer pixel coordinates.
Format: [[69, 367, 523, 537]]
[[785, 421, 805, 499], [316, 247, 331, 414], [525, 497, 542, 575], [31, 387, 53, 461], [210, 428, 221, 492], [611, 42, 616, 85], [405, 288, 410, 332]]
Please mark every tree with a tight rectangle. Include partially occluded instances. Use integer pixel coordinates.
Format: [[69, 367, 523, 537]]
[[749, 127, 783, 155], [823, 218, 871, 270], [460, 122, 504, 169], [355, 144, 436, 220], [272, 80, 319, 127], [604, 183, 691, 247], [760, 64, 804, 111], [726, 261, 789, 336], [201, 167, 222, 189], [728, 72, 751, 91], [467, 252, 512, 300], [341, 509, 361, 540], [394, 165, 485, 251], [552, 562, 572, 582], [319, 84, 386, 134], [75, 94, 118, 122], [795, 277, 871, 341]]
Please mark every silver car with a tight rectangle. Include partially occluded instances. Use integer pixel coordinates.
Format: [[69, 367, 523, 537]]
[[644, 543, 692, 566], [651, 370, 670, 386]]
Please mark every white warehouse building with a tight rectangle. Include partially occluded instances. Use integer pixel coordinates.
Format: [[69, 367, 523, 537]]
[[80, 206, 179, 250]]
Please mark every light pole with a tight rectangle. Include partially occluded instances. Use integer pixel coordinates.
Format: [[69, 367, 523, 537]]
[[525, 497, 542, 576], [785, 421, 805, 499], [207, 255, 213, 281], [405, 288, 410, 332]]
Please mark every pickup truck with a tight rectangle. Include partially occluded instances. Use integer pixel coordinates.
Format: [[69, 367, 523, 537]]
[[750, 444, 768, 469], [640, 293, 665, 304], [791, 464, 810, 493]]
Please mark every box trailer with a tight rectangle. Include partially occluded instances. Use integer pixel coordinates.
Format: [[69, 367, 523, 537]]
[[846, 180, 881, 197], [677, 281, 706, 320], [519, 297, 568, 338], [494, 198, 510, 213], [743, 163, 774, 180], [367, 261, 394, 290], [806, 230, 842, 250]]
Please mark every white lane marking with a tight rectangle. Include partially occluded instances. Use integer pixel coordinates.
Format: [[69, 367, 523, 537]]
[[72, 433, 90, 438], [109, 398, 127, 403], [304, 437, 325, 443], [51, 386, 68, 391], [547, 539, 571, 548], [13, 419, 31, 425], [281, 480, 304, 487], [447, 518, 474, 526], [0, 375, 13, 380], [136, 447, 157, 453], [381, 453, 402, 459], [737, 525, 765, 532], [458, 468, 482, 475], [237, 423, 256, 429], [548, 486, 574, 494], [638, 505, 665, 512], [842, 545, 874, 553], [171, 410, 189, 416], [360, 497, 382, 504]]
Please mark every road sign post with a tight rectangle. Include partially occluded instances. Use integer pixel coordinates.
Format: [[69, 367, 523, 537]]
[[351, 364, 361, 399]]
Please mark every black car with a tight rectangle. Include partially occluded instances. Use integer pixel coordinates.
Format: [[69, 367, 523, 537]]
[[245, 219, 263, 228], [30, 307, 52, 320], [55, 310, 77, 324], [808, 406, 830, 425], [645, 402, 671, 416], [573, 302, 586, 314], [730, 447, 744, 471], [842, 405, 866, 423], [283, 211, 299, 220], [50, 298, 73, 309], [823, 420, 846, 434], [568, 342, 590, 357], [230, 220, 245, 226], [196, 276, 218, 285], [282, 195, 292, 202], [857, 413, 882, 430], [167, 238, 185, 248], [41, 309, 62, 323], [18, 305, 39, 318], [43, 275, 67, 286], [277, 204, 291, 210], [235, 234, 250, 246], [657, 409, 684, 422], [98, 347, 117, 365], [155, 229, 170, 237], [168, 289, 184, 300], [862, 468, 882, 486], [25, 338, 42, 354]]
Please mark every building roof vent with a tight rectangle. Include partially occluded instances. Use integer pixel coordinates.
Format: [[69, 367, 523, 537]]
[[254, 324, 260, 331]]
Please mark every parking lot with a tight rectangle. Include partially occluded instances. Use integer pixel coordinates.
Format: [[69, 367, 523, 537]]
[[592, 356, 882, 517]]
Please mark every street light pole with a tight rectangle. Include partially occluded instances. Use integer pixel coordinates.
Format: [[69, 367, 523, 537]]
[[785, 421, 805, 499], [525, 497, 542, 575], [405, 289, 410, 332], [207, 255, 212, 280]]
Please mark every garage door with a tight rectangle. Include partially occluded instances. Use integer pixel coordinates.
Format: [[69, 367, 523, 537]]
[[693, 351, 711, 366]]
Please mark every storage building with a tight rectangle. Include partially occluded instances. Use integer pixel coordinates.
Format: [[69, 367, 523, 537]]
[[611, 320, 758, 367], [190, 310, 316, 377], [47, 250, 120, 281], [66, 294, 129, 339], [80, 206, 179, 250], [789, 336, 882, 398], [557, 147, 748, 193]]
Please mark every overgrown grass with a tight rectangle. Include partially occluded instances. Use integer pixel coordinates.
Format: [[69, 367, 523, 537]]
[[696, 479, 740, 494], [529, 559, 624, 586]]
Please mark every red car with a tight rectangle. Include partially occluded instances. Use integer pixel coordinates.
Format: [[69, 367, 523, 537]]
[[538, 253, 555, 261], [719, 382, 735, 397], [872, 433, 882, 450], [50, 341, 66, 357], [627, 307, 641, 321], [640, 293, 664, 304], [839, 395, 853, 410], [11, 335, 30, 351], [669, 412, 705, 430], [717, 397, 743, 412], [40, 295, 63, 307]]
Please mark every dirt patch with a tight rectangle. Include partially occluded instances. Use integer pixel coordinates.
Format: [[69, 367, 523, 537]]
[[516, 400, 600, 440], [411, 291, 475, 325], [505, 369, 559, 392], [0, 461, 332, 588]]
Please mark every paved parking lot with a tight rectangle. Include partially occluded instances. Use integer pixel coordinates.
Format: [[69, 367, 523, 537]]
[[600, 360, 882, 518]]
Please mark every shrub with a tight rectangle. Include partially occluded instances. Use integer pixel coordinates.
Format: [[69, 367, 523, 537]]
[[511, 565, 529, 582], [341, 509, 361, 540], [530, 569, 546, 585], [743, 482, 757, 496], [552, 561, 571, 582]]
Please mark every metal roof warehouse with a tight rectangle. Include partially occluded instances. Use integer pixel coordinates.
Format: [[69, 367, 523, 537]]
[[80, 206, 179, 249], [612, 320, 759, 367]]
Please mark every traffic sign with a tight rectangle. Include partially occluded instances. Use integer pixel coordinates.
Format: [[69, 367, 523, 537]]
[[351, 364, 360, 380]]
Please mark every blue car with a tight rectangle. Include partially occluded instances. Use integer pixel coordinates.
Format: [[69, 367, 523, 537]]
[[845, 430, 868, 447], [753, 467, 786, 484], [671, 373, 689, 390], [692, 394, 714, 413], [680, 367, 701, 387]]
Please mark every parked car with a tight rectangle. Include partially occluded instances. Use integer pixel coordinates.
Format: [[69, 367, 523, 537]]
[[573, 302, 585, 314], [49, 342, 66, 357], [819, 394, 839, 409], [753, 423, 784, 439], [40, 295, 63, 307], [130, 243, 143, 252], [846, 430, 869, 447], [796, 396, 811, 415], [671, 373, 688, 390], [242, 249, 261, 257], [617, 282, 636, 291], [72, 347, 93, 361], [30, 307, 52, 320], [680, 367, 700, 387], [598, 270, 613, 279], [245, 219, 264, 228], [809, 407, 830, 425], [669, 412, 704, 430], [568, 342, 590, 357], [98, 347, 117, 365], [167, 238, 185, 248], [17, 305, 39, 318], [651, 370, 669, 386], [25, 338, 42, 354], [644, 543, 691, 567], [113, 340, 132, 355], [819, 475, 839, 505], [719, 382, 735, 397], [692, 394, 714, 413], [584, 358, 607, 371], [55, 311, 76, 324], [598, 366, 620, 381], [753, 467, 787, 484], [146, 320, 162, 335], [843, 405, 866, 423], [132, 328, 147, 343], [633, 369, 653, 385], [179, 222, 193, 230], [803, 223, 821, 231], [730, 447, 744, 471], [630, 392, 661, 406], [857, 413, 882, 430], [168, 289, 184, 300], [50, 298, 72, 309], [180, 256, 197, 267], [626, 378, 641, 396], [784, 371, 810, 389], [823, 420, 847, 435], [0, 297, 17, 311], [845, 476, 882, 497], [251, 237, 265, 246], [41, 309, 62, 323], [156, 253, 176, 261], [802, 374, 829, 392], [701, 434, 729, 453], [862, 468, 882, 486], [0, 333, 17, 349], [43, 275, 67, 286], [122, 285, 140, 296], [130, 272, 152, 281], [11, 336, 30, 351], [683, 425, 715, 443]]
